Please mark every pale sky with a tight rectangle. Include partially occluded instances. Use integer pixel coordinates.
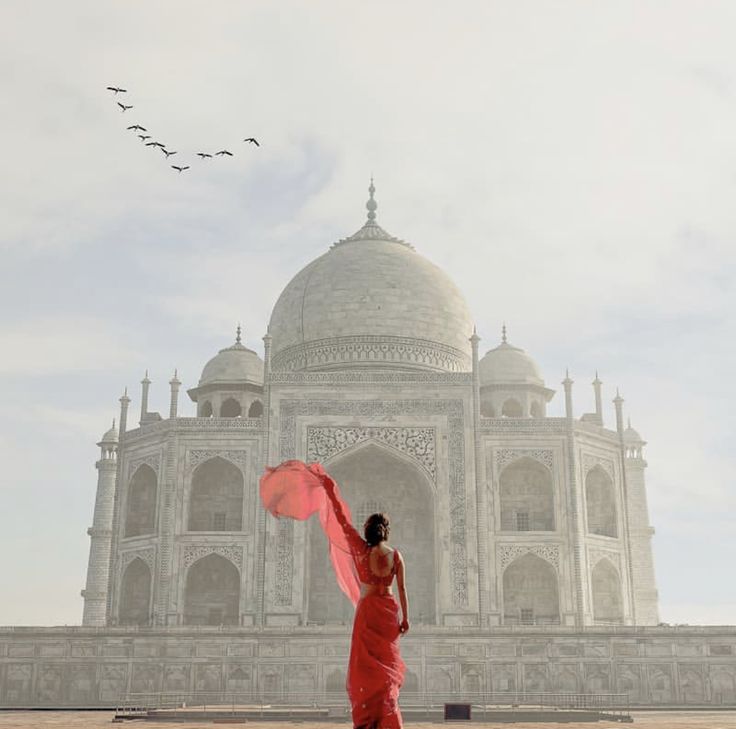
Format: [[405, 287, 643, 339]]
[[1, 1, 734, 625]]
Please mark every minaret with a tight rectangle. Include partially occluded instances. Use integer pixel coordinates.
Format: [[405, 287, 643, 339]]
[[592, 372, 603, 425], [613, 388, 625, 435], [81, 419, 119, 625], [169, 369, 181, 419], [623, 418, 659, 623], [139, 371, 151, 425], [563, 369, 574, 420]]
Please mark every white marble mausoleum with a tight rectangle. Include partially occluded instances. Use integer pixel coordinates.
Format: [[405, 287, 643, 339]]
[[2, 184, 735, 709]]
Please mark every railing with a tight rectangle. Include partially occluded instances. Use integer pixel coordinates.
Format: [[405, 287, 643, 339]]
[[116, 690, 631, 720]]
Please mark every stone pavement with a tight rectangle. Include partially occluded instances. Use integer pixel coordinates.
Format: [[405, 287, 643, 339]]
[[2, 711, 736, 729]]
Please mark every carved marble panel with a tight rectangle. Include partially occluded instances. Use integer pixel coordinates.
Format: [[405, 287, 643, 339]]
[[582, 453, 615, 479], [495, 448, 554, 473], [182, 545, 243, 570], [306, 426, 436, 481], [498, 544, 560, 571], [128, 452, 161, 477], [187, 449, 248, 473]]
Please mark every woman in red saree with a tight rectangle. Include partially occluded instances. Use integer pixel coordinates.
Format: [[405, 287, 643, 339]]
[[260, 460, 409, 729]]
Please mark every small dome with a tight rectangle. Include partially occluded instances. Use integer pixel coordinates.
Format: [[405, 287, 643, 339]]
[[99, 419, 118, 444], [199, 331, 264, 386], [479, 330, 544, 387], [625, 420, 645, 443]]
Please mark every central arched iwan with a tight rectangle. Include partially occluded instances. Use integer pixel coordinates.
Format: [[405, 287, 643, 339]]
[[307, 442, 436, 625]]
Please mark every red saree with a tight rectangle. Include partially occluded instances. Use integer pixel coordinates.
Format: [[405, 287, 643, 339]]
[[260, 460, 406, 729]]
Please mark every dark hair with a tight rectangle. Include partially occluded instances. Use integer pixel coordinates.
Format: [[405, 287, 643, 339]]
[[363, 512, 390, 547]]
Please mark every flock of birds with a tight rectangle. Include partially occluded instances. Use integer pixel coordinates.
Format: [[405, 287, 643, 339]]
[[106, 86, 259, 173]]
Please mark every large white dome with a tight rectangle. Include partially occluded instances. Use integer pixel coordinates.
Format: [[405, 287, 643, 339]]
[[268, 185, 474, 373]]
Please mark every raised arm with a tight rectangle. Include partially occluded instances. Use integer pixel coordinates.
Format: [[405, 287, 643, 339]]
[[319, 471, 365, 555], [396, 550, 410, 634]]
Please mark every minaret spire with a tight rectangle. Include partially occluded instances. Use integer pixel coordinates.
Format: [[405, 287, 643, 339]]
[[366, 177, 377, 223], [502, 322, 507, 344], [236, 323, 242, 345]]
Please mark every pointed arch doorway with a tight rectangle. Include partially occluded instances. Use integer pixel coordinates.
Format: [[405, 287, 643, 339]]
[[306, 442, 437, 625]]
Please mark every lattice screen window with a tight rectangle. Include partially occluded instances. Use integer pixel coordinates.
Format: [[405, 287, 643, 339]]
[[520, 608, 534, 625], [355, 500, 387, 530], [516, 511, 530, 531], [213, 512, 227, 531]]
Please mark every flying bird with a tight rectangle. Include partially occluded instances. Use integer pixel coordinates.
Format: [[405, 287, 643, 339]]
[[106, 86, 127, 94], [215, 150, 233, 156], [163, 150, 177, 158], [127, 124, 146, 132], [138, 134, 151, 141], [145, 141, 165, 148], [171, 165, 190, 173], [117, 102, 133, 112], [243, 137, 259, 146], [197, 152, 213, 159]]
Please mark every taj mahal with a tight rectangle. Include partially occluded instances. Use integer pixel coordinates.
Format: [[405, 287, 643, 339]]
[[1, 184, 735, 708]]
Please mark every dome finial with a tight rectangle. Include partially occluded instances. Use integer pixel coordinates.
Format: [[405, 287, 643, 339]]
[[366, 177, 377, 222], [236, 323, 242, 345], [502, 322, 507, 344]]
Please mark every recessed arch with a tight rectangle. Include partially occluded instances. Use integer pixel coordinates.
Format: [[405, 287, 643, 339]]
[[480, 400, 495, 417], [502, 398, 523, 418], [248, 400, 263, 417], [183, 553, 240, 625], [200, 400, 213, 417], [189, 457, 244, 532], [220, 397, 242, 418], [530, 401, 543, 418], [585, 466, 618, 537], [591, 558, 623, 623], [307, 441, 437, 625], [499, 456, 555, 531], [502, 552, 559, 625], [119, 558, 151, 626], [124, 464, 157, 537]]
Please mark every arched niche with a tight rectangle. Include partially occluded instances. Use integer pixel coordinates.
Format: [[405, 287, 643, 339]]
[[585, 466, 618, 537], [499, 457, 555, 531], [124, 464, 157, 537], [200, 400, 213, 417], [189, 457, 244, 532], [220, 397, 242, 418], [325, 668, 346, 695], [502, 398, 523, 418], [592, 559, 623, 623], [480, 400, 495, 417], [530, 401, 543, 418], [307, 442, 436, 625], [119, 558, 151, 626], [502, 552, 559, 625], [248, 400, 263, 417], [183, 553, 240, 625]]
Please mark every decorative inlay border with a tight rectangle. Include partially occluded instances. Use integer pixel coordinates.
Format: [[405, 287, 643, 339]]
[[182, 545, 243, 570], [306, 426, 436, 481], [187, 449, 248, 472], [498, 544, 560, 571], [495, 448, 554, 473], [121, 547, 155, 572], [269, 371, 472, 385], [275, 520, 294, 605], [582, 454, 615, 479], [276, 398, 467, 608], [127, 453, 161, 477], [271, 335, 472, 374]]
